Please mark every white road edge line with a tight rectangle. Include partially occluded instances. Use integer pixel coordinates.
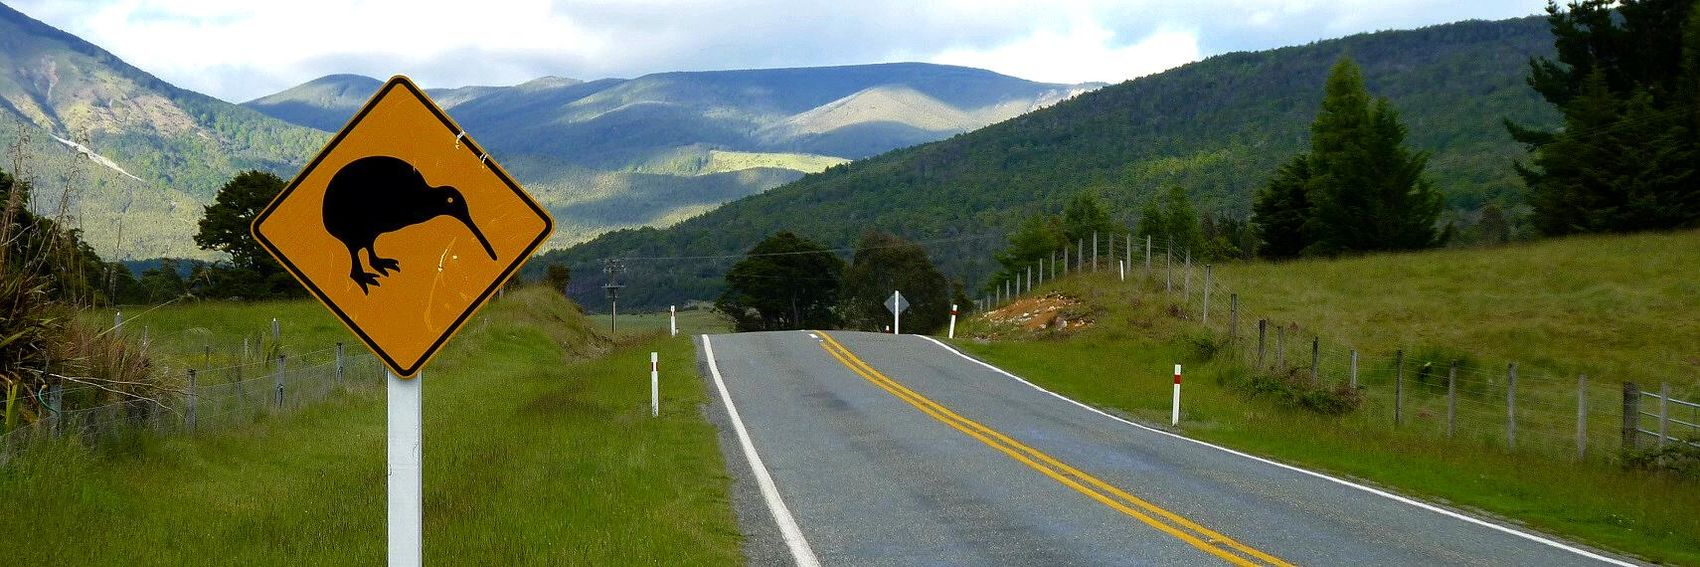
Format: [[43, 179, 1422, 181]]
[[702, 335, 822, 567], [917, 335, 1636, 567]]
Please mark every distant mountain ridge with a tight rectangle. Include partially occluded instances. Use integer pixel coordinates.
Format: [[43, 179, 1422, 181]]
[[0, 0, 1097, 260], [535, 16, 1561, 312], [244, 63, 1099, 248], [0, 1, 325, 259]]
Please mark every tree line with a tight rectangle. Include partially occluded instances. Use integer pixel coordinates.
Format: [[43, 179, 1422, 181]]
[[714, 230, 967, 334]]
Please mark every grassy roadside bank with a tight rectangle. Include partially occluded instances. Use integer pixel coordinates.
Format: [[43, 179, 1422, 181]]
[[2, 287, 739, 565], [953, 231, 1700, 565]]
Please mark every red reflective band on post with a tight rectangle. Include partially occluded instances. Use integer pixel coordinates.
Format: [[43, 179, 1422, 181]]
[[951, 309, 958, 316], [1173, 364, 1182, 384]]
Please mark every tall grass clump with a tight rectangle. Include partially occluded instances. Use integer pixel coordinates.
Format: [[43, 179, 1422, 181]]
[[0, 155, 163, 442]]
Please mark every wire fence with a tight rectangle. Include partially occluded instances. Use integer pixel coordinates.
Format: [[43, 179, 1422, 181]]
[[1, 328, 384, 454], [976, 231, 1700, 463]]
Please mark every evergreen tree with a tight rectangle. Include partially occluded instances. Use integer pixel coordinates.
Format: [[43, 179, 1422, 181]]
[[1257, 57, 1442, 257], [1136, 186, 1204, 255], [1160, 186, 1204, 254], [1061, 191, 1117, 243], [839, 231, 955, 334], [1253, 155, 1314, 259], [1136, 197, 1167, 248], [994, 213, 1066, 286], [715, 231, 843, 331], [1510, 0, 1700, 234]]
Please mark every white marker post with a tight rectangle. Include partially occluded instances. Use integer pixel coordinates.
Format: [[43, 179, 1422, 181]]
[[1119, 260, 1125, 282], [387, 371, 422, 566], [650, 352, 660, 418], [1171, 364, 1182, 426], [948, 304, 958, 339], [669, 305, 677, 337]]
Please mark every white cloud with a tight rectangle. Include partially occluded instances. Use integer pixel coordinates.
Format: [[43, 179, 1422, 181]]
[[7, 0, 1543, 102], [930, 21, 1201, 84]]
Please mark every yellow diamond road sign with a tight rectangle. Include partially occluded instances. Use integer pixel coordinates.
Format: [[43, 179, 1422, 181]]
[[252, 76, 553, 377]]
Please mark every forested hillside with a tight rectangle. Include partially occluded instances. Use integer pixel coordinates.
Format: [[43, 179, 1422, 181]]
[[536, 16, 1559, 311]]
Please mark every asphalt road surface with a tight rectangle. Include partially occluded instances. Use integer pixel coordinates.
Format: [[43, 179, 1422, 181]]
[[696, 330, 1640, 566]]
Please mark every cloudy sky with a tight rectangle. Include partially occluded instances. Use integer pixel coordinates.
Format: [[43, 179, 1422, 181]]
[[13, 0, 1543, 102]]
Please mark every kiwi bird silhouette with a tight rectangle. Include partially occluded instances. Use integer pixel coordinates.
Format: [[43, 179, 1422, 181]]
[[322, 156, 497, 293]]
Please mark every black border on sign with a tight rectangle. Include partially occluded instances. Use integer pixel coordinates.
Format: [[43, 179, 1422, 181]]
[[250, 75, 554, 378]]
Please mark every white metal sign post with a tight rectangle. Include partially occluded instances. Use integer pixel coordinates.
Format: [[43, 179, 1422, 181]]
[[388, 370, 422, 566], [884, 291, 910, 335], [650, 352, 660, 418], [669, 305, 677, 337]]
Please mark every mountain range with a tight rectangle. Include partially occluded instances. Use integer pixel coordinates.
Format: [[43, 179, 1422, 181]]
[[242, 65, 1097, 248], [0, 0, 1096, 258], [534, 16, 1561, 311]]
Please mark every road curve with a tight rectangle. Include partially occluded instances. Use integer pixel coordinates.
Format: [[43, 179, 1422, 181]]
[[696, 330, 1638, 566]]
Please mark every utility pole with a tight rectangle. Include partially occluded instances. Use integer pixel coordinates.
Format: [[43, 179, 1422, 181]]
[[602, 258, 626, 335]]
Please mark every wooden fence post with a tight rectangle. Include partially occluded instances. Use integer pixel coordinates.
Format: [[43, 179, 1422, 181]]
[[1507, 362, 1518, 449], [1394, 350, 1404, 427], [186, 369, 198, 433], [1092, 231, 1098, 272], [1622, 382, 1640, 450], [1447, 361, 1458, 438], [1145, 235, 1152, 276], [1257, 319, 1266, 368], [1164, 241, 1173, 294], [274, 354, 286, 409], [1577, 374, 1588, 460], [47, 382, 62, 437], [1659, 382, 1670, 447], [1126, 233, 1132, 276], [1349, 350, 1358, 390], [1202, 264, 1212, 326], [1309, 337, 1320, 384], [1229, 294, 1239, 343]]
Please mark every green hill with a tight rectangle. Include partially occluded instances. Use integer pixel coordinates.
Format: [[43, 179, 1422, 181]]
[[537, 16, 1560, 311], [0, 1, 326, 259]]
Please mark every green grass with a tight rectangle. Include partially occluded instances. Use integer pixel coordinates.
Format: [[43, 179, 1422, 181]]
[[4, 287, 740, 565], [954, 229, 1700, 565], [596, 307, 734, 339], [1210, 229, 1700, 398]]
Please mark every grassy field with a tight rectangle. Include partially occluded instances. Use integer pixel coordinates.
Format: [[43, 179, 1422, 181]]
[[954, 229, 1700, 565], [595, 307, 734, 339], [4, 287, 740, 565]]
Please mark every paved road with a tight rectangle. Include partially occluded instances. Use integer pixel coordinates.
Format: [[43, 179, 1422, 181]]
[[696, 330, 1638, 566]]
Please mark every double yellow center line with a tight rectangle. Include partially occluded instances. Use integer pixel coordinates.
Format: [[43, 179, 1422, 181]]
[[815, 331, 1292, 567]]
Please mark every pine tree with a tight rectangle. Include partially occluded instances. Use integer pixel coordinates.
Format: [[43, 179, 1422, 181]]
[[1061, 191, 1117, 243], [1511, 0, 1700, 234], [1161, 186, 1204, 253], [994, 213, 1066, 285], [1253, 154, 1313, 259], [1257, 57, 1441, 257]]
